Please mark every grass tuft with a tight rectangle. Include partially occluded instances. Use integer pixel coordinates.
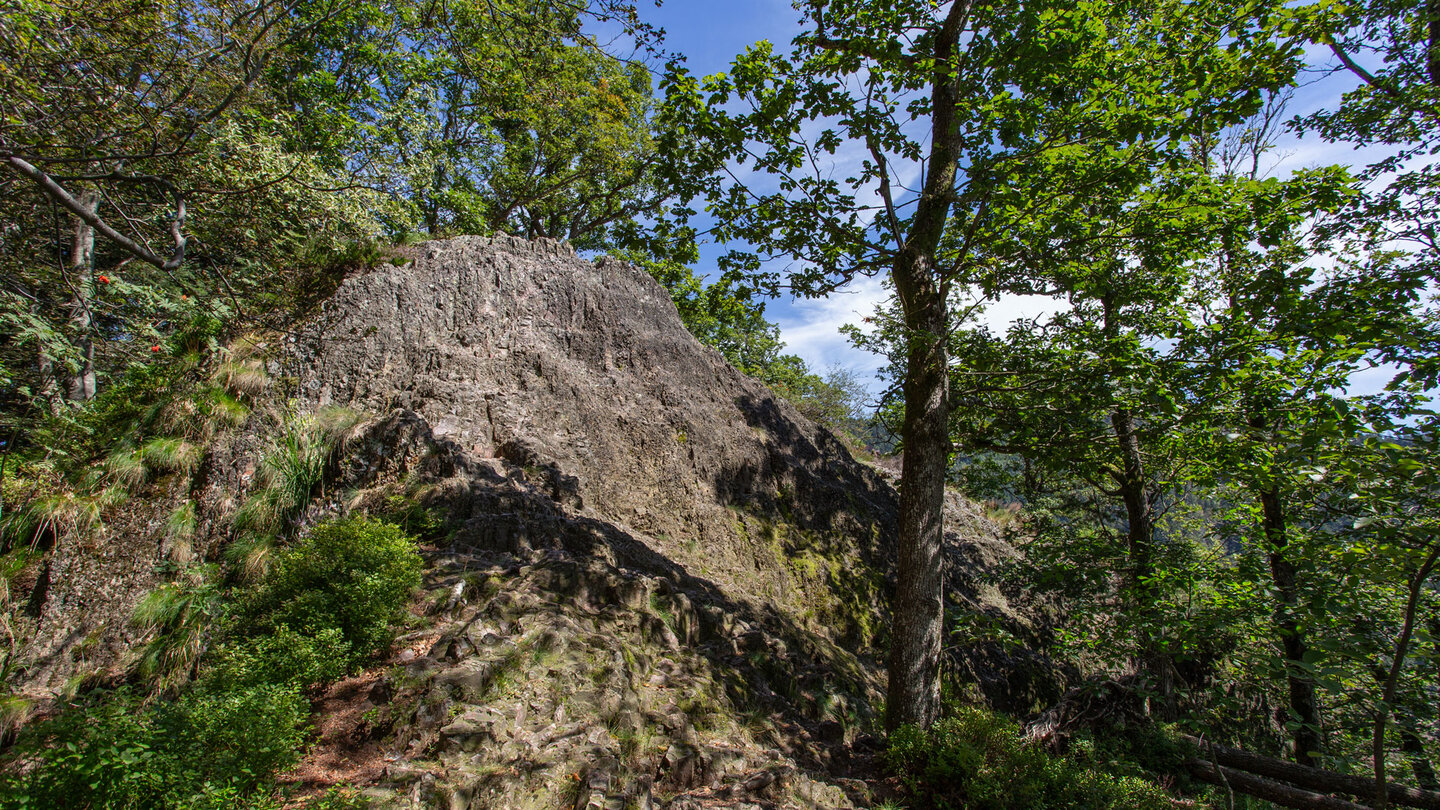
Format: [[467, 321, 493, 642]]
[[141, 437, 202, 476], [165, 501, 198, 565], [104, 444, 148, 489], [132, 566, 222, 693], [214, 359, 270, 398]]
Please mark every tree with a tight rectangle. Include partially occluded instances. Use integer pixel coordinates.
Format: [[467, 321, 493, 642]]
[[0, 0, 674, 428], [664, 0, 1298, 729], [274, 0, 671, 248]]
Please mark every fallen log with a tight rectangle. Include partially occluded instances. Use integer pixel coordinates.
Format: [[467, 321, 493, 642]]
[[1184, 760, 1372, 810], [1182, 735, 1440, 810]]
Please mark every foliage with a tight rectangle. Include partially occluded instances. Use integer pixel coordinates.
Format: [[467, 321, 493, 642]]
[[133, 567, 226, 693], [230, 407, 366, 579], [0, 685, 303, 809], [664, 0, 1302, 729], [239, 516, 422, 669], [302, 786, 371, 810], [8, 514, 424, 807], [157, 682, 310, 795], [0, 0, 676, 451], [885, 707, 1174, 810], [208, 626, 354, 691]]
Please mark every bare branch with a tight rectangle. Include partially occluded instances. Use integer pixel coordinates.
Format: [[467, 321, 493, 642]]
[[4, 154, 186, 271]]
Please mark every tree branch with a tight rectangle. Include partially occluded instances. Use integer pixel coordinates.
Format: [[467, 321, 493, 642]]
[[4, 154, 186, 271]]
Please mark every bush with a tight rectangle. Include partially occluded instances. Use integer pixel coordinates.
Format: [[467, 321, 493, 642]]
[[209, 626, 354, 691], [159, 683, 310, 794], [241, 516, 422, 669], [0, 690, 169, 809], [885, 707, 1173, 810], [0, 685, 303, 809]]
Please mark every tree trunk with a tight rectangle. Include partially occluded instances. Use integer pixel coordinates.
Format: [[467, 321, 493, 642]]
[[1109, 405, 1170, 711], [885, 258, 950, 730], [1257, 480, 1324, 766], [1373, 544, 1440, 809], [1185, 760, 1377, 810], [1182, 734, 1440, 810], [66, 189, 98, 402], [882, 0, 967, 733], [1100, 292, 1168, 710]]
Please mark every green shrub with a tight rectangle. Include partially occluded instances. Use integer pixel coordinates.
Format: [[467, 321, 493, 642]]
[[209, 626, 353, 690], [0, 690, 170, 809], [241, 516, 422, 668], [158, 683, 310, 795], [885, 707, 1173, 810], [0, 685, 303, 809]]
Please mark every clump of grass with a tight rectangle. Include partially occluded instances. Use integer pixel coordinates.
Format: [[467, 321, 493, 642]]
[[132, 566, 223, 693], [20, 490, 105, 548], [229, 408, 367, 580], [164, 501, 198, 565], [200, 388, 251, 429], [141, 437, 202, 476], [103, 444, 148, 490], [213, 359, 270, 398]]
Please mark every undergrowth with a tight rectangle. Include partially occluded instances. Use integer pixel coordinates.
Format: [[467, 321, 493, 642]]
[[885, 706, 1176, 810], [0, 516, 423, 809]]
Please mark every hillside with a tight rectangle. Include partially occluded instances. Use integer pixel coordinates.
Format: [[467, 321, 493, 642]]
[[8, 236, 1048, 808]]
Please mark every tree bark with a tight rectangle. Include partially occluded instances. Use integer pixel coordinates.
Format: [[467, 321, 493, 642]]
[[66, 189, 98, 402], [886, 258, 950, 731], [1373, 543, 1440, 808], [883, 1, 967, 732], [1184, 760, 1375, 810], [1109, 405, 1173, 713], [1100, 294, 1168, 710]]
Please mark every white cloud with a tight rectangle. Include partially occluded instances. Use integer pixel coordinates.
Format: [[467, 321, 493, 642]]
[[773, 274, 891, 383]]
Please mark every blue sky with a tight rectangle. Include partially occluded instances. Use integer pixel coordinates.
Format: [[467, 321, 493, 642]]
[[635, 3, 1400, 396]]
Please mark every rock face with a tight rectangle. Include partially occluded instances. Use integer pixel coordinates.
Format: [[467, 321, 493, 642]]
[[285, 235, 899, 643], [14, 235, 1056, 808]]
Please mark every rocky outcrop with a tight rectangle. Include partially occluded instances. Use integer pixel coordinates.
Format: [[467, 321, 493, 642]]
[[12, 235, 1057, 807], [284, 235, 900, 645]]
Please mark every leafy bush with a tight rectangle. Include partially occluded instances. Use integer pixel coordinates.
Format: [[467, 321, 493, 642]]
[[241, 516, 422, 669], [885, 707, 1173, 810], [0, 685, 303, 809], [209, 626, 353, 690], [0, 690, 169, 809], [158, 683, 310, 795]]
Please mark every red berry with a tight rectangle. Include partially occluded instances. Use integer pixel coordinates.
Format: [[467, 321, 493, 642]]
[[150, 345, 161, 353], [97, 275, 110, 284]]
